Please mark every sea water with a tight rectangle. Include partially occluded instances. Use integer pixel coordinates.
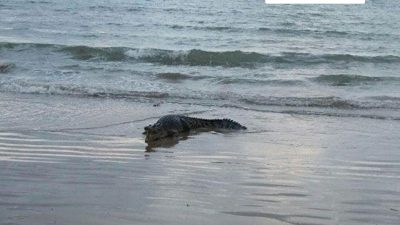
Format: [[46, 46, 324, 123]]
[[1, 0, 399, 119]]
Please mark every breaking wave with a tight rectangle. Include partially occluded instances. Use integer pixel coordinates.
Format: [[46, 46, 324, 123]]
[[2, 42, 400, 68], [0, 80, 168, 99], [1, 80, 400, 111], [128, 49, 266, 67]]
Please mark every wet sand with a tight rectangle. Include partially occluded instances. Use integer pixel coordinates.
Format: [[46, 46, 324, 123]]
[[1, 93, 399, 225]]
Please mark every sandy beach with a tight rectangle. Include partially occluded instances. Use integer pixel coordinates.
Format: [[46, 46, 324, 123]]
[[1, 93, 399, 225], [1, 0, 400, 224]]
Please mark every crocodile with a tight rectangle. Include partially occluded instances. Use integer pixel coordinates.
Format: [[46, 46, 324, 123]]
[[144, 114, 246, 143]]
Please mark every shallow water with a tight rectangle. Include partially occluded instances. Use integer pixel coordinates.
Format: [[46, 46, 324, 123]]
[[1, 93, 400, 225]]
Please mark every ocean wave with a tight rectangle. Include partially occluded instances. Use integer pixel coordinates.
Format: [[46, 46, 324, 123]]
[[0, 42, 51, 50], [130, 50, 400, 67], [1, 80, 399, 110], [214, 78, 305, 86], [1, 80, 400, 121], [168, 24, 236, 32], [88, 5, 114, 11], [27, 0, 51, 4], [127, 7, 144, 12], [240, 96, 400, 110], [368, 96, 400, 101], [156, 72, 209, 81], [60, 46, 128, 61], [257, 27, 391, 40], [156, 72, 191, 80], [131, 49, 266, 67], [276, 52, 400, 64], [202, 26, 233, 31], [0, 81, 168, 99], [258, 27, 350, 36], [311, 74, 400, 86], [2, 42, 399, 68]]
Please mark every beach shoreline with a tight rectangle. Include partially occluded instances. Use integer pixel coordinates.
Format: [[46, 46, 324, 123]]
[[1, 1, 400, 224], [1, 92, 399, 225]]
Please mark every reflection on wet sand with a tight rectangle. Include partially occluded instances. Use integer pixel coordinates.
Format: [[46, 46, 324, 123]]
[[145, 134, 189, 152]]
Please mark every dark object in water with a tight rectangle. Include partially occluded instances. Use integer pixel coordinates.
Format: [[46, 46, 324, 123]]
[[143, 114, 246, 143], [0, 62, 15, 73]]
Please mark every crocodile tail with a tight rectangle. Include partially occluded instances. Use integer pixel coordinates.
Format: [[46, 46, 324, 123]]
[[183, 116, 246, 130], [211, 119, 247, 130], [194, 118, 246, 130]]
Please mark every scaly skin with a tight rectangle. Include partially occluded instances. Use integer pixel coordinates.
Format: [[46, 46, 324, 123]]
[[144, 114, 246, 142]]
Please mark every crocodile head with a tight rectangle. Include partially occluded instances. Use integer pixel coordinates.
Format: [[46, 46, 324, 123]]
[[144, 125, 178, 143]]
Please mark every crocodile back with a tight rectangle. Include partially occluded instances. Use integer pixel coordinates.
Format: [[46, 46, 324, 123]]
[[154, 115, 186, 131]]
